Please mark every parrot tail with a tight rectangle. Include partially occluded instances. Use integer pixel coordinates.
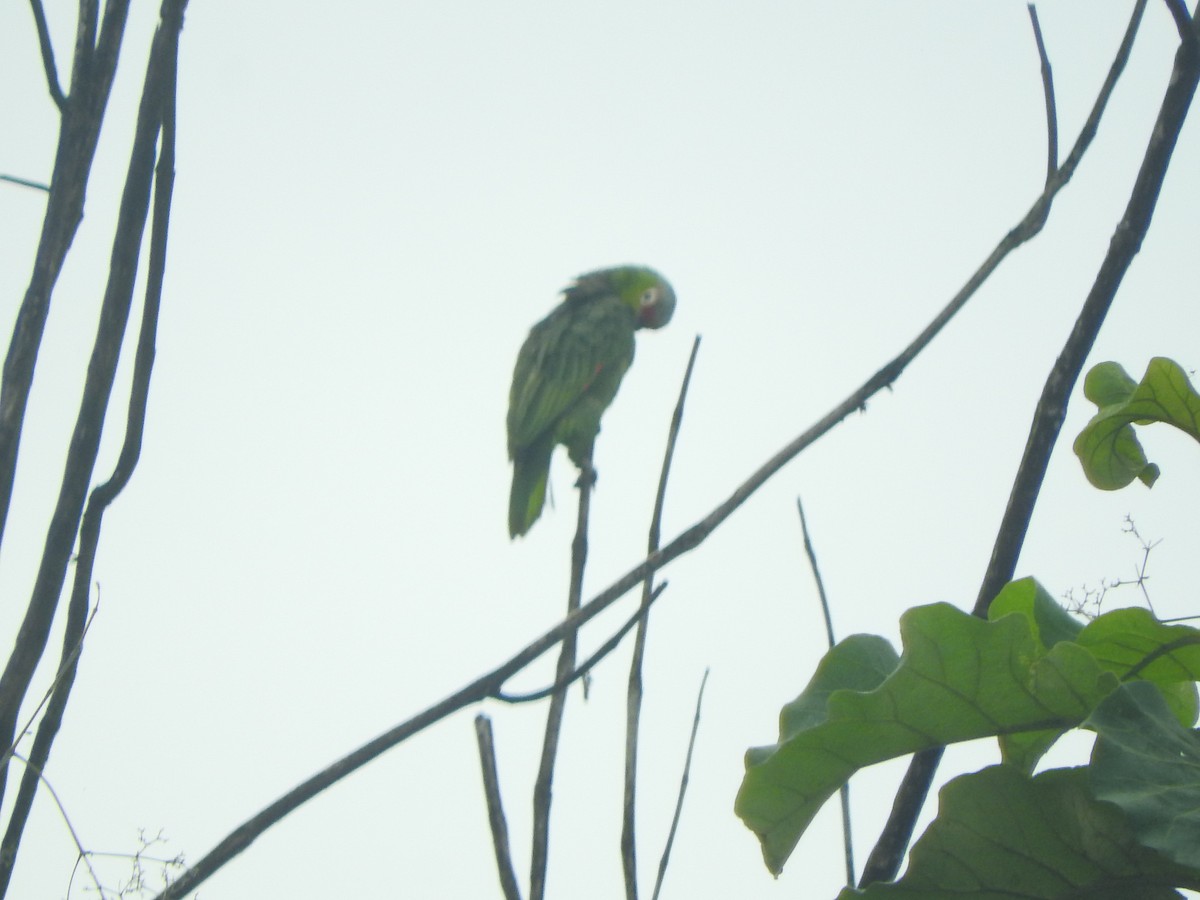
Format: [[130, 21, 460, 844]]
[[509, 435, 554, 538]]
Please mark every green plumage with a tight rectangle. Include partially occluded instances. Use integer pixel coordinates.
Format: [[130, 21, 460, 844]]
[[507, 265, 676, 538]]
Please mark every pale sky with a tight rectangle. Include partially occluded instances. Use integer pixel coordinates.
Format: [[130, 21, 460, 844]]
[[1, 3, 1198, 898]]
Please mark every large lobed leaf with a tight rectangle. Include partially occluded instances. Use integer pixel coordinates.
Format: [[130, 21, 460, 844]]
[[1087, 682, 1200, 872], [737, 582, 1200, 879], [835, 764, 1195, 899], [735, 600, 1117, 874]]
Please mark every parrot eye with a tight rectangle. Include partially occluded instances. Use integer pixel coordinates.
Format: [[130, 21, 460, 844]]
[[640, 287, 658, 306]]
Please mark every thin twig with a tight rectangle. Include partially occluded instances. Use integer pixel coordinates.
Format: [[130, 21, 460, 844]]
[[26, 0, 65, 108], [796, 499, 853, 886], [861, 1, 1198, 886], [9, 753, 105, 898], [475, 715, 523, 900], [0, 174, 51, 192], [649, 669, 708, 900], [529, 455, 593, 900], [622, 336, 700, 900], [797, 499, 836, 651], [0, 603, 98, 769], [497, 583, 668, 705], [1027, 5, 1058, 182]]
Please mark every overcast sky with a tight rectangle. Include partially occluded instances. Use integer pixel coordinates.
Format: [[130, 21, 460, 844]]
[[1, 3, 1198, 898]]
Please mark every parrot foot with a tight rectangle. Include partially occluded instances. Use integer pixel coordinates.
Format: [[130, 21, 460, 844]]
[[575, 461, 597, 490]]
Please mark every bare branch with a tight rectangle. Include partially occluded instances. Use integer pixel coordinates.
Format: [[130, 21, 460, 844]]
[[0, 0, 185, 835], [797, 499, 836, 652], [1058, 0, 1149, 176], [649, 669, 708, 900], [1027, 5, 1058, 182], [622, 336, 700, 900], [475, 716, 523, 900], [1162, 0, 1194, 42], [0, 8, 179, 886], [796, 499, 854, 885], [529, 453, 594, 900], [0, 0, 131, 553]]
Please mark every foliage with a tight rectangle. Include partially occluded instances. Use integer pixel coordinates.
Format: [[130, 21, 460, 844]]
[[737, 361, 1200, 896], [1073, 357, 1200, 490]]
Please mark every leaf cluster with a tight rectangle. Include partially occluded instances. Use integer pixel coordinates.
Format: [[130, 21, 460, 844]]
[[735, 577, 1200, 897]]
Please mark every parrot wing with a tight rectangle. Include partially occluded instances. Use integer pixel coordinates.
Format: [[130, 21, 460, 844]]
[[507, 295, 635, 457]]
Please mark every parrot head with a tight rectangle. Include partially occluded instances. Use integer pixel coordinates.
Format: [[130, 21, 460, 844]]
[[568, 265, 676, 331]]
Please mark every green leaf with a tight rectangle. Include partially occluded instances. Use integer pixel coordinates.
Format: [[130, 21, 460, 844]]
[[987, 578, 1088, 769], [1087, 682, 1200, 871], [1078, 607, 1200, 727], [735, 603, 1118, 875], [836, 765, 1194, 899], [777, 634, 899, 741], [988, 576, 1084, 648], [1073, 357, 1200, 490]]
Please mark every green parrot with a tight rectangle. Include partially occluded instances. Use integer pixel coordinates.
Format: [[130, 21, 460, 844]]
[[507, 265, 677, 538]]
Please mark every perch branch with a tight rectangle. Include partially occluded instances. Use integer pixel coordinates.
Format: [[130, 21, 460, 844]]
[[528, 452, 593, 900]]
